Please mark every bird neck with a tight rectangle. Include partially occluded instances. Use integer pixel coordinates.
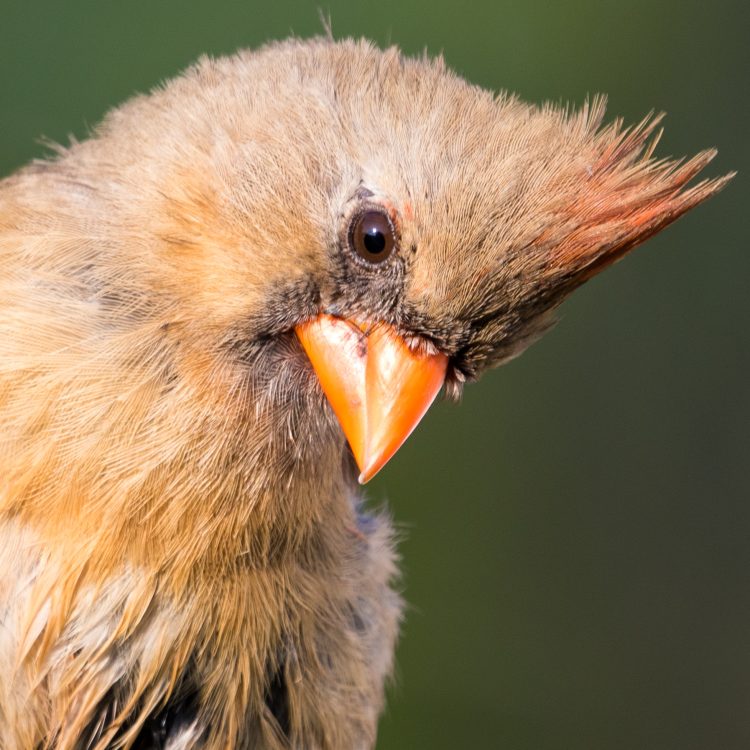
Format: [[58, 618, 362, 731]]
[[6, 326, 357, 588]]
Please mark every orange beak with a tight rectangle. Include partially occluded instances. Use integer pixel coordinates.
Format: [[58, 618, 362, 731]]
[[295, 314, 448, 483]]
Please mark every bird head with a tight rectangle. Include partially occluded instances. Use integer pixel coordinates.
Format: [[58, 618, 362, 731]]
[[75, 38, 729, 497]]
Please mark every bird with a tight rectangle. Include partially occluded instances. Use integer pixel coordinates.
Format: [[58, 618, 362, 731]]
[[0, 36, 731, 750]]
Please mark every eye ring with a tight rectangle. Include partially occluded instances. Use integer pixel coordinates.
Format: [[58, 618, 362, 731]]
[[347, 208, 397, 264]]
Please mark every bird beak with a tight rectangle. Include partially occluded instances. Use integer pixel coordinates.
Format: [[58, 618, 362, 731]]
[[295, 314, 448, 483]]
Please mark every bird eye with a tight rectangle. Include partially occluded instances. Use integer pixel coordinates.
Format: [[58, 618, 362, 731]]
[[349, 209, 396, 264]]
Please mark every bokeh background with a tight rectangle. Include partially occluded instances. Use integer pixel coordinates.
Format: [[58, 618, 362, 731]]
[[2, 1, 747, 748]]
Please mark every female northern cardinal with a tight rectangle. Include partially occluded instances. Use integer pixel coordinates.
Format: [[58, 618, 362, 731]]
[[0, 38, 731, 749]]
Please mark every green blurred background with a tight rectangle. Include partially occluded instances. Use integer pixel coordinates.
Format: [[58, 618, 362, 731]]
[[2, 1, 747, 747]]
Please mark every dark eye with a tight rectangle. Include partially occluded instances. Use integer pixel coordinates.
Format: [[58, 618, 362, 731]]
[[349, 209, 396, 264]]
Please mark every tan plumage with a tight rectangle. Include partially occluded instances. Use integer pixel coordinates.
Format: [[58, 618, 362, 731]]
[[0, 37, 731, 748]]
